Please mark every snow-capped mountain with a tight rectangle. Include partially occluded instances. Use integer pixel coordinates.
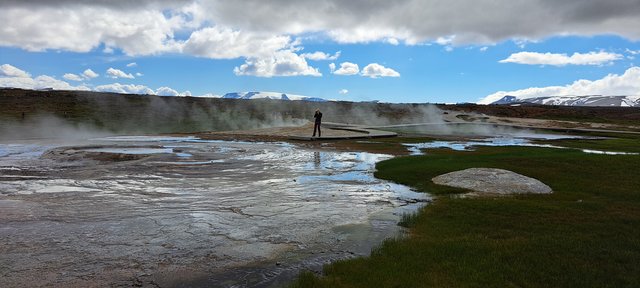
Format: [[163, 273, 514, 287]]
[[222, 91, 327, 102], [491, 95, 640, 107]]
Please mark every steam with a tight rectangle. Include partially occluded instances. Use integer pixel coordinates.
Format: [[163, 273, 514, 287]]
[[0, 89, 530, 140], [0, 114, 113, 141]]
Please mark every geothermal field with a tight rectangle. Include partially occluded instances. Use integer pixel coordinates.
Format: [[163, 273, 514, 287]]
[[0, 135, 428, 286], [1, 89, 640, 287]]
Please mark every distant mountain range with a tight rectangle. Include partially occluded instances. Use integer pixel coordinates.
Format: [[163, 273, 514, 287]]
[[222, 91, 327, 102], [491, 95, 640, 107]]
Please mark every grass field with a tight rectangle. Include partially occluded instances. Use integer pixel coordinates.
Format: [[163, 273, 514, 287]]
[[291, 136, 640, 287]]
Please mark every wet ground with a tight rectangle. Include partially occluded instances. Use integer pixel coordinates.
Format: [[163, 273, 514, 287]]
[[403, 136, 639, 156], [0, 136, 428, 287]]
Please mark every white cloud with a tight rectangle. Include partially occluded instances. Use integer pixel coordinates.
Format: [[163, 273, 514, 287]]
[[195, 93, 222, 98], [479, 66, 640, 104], [360, 63, 400, 78], [626, 49, 640, 55], [1, 64, 89, 90], [332, 62, 359, 75], [126, 62, 138, 67], [182, 26, 291, 59], [233, 50, 321, 77], [339, 89, 349, 94], [156, 86, 191, 96], [0, 75, 89, 91], [435, 35, 455, 46], [480, 46, 489, 52], [106, 68, 135, 79], [2, 1, 640, 58], [329, 63, 336, 72], [0, 64, 31, 78], [0, 64, 191, 97], [500, 51, 623, 66], [82, 69, 99, 79], [95, 83, 155, 95], [63, 73, 84, 81], [93, 83, 192, 96], [0, 4, 186, 55], [136, 72, 144, 77], [301, 51, 341, 61]]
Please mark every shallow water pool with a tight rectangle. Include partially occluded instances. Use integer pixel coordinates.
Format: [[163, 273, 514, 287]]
[[0, 136, 427, 287]]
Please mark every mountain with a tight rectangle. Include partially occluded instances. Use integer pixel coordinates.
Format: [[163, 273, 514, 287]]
[[491, 95, 640, 107], [222, 91, 327, 102]]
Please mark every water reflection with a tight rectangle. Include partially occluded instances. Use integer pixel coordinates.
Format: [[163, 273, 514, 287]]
[[0, 137, 428, 287], [314, 151, 321, 169], [404, 137, 638, 156]]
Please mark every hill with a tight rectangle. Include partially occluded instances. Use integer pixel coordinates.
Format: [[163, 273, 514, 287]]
[[0, 88, 440, 137]]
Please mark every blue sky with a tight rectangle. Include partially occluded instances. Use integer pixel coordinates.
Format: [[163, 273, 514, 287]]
[[1, 1, 640, 104]]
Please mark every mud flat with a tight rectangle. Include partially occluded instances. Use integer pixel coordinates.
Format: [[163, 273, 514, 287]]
[[0, 135, 428, 287]]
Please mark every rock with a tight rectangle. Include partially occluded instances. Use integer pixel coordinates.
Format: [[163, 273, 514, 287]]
[[431, 168, 552, 195]]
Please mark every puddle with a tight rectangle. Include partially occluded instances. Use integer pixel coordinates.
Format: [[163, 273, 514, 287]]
[[580, 149, 639, 155], [0, 136, 428, 287], [384, 122, 578, 138], [84, 147, 175, 155], [404, 137, 638, 156]]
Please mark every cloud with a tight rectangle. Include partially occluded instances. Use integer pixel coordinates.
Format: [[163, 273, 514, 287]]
[[156, 86, 191, 96], [195, 93, 222, 98], [106, 68, 135, 79], [126, 62, 138, 67], [3, 1, 640, 58], [480, 46, 489, 52], [182, 26, 292, 59], [70, 82, 192, 96], [500, 51, 623, 66], [479, 66, 640, 104], [95, 83, 155, 95], [0, 63, 190, 96], [626, 48, 640, 55], [360, 63, 400, 78], [339, 89, 349, 94], [65, 68, 99, 81], [63, 73, 84, 81], [435, 35, 455, 46], [95, 83, 191, 96], [0, 64, 31, 78], [301, 51, 341, 61], [0, 65, 89, 91], [83, 69, 99, 79], [332, 62, 359, 75], [199, 0, 640, 45], [233, 50, 321, 77], [0, 4, 185, 55], [136, 72, 144, 77], [329, 63, 336, 72], [386, 38, 400, 45]]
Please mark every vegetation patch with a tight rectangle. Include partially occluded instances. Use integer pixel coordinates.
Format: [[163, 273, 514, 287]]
[[291, 144, 640, 287]]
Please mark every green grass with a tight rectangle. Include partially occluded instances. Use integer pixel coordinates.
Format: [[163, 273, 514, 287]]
[[291, 145, 640, 287]]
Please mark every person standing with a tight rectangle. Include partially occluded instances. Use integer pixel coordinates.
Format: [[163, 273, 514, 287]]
[[313, 109, 322, 137]]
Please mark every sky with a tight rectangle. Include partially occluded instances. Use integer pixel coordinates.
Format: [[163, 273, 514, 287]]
[[1, 0, 640, 104]]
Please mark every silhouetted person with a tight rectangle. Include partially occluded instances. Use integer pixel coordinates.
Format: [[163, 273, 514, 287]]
[[313, 109, 322, 137]]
